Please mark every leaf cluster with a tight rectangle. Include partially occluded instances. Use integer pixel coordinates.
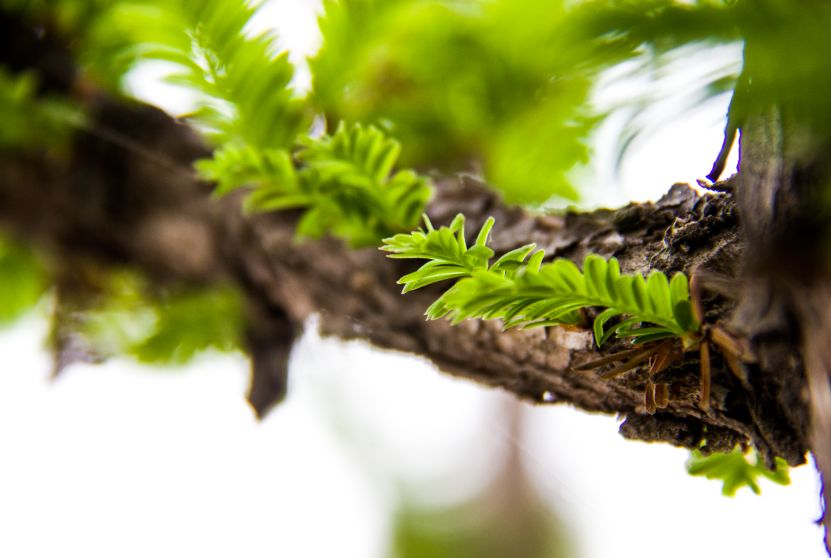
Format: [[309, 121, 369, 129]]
[[197, 122, 432, 247], [56, 0, 434, 246], [312, 0, 599, 204], [96, 0, 306, 149], [382, 214, 698, 346], [686, 447, 791, 496], [311, 0, 746, 206]]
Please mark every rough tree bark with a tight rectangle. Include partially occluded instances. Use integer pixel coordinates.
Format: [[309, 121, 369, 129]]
[[2, 7, 828, 549]]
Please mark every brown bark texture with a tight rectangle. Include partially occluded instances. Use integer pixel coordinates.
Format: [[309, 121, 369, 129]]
[[1, 7, 827, 530]]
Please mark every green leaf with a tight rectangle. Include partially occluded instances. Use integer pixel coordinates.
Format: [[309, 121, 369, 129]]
[[475, 217, 495, 247], [584, 254, 609, 299], [90, 3, 437, 247], [385, 214, 698, 346], [647, 270, 673, 320], [687, 448, 791, 497], [131, 285, 244, 364], [628, 328, 678, 345], [492, 244, 536, 275], [69, 271, 244, 366], [593, 308, 622, 347], [673, 300, 699, 335], [548, 259, 584, 293], [382, 214, 499, 292], [630, 274, 650, 314], [0, 235, 46, 325], [106, 0, 306, 149], [670, 273, 700, 332], [669, 272, 690, 307], [0, 69, 80, 150], [200, 122, 432, 247], [526, 250, 545, 272], [400, 265, 470, 293], [604, 257, 620, 301], [294, 123, 433, 245]]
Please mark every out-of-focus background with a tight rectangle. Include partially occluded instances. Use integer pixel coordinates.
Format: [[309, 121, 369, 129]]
[[0, 1, 826, 557]]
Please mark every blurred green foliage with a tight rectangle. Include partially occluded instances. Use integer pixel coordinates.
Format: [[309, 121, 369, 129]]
[[86, 0, 307, 149], [45, 0, 433, 246], [687, 447, 791, 496], [131, 285, 244, 364], [311, 0, 740, 204], [312, 0, 595, 203], [736, 0, 831, 126], [391, 498, 571, 558], [77, 271, 244, 365], [0, 69, 80, 150], [0, 234, 46, 326], [9, 0, 831, 208]]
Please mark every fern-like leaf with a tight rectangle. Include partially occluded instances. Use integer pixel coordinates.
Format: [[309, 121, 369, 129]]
[[294, 122, 433, 243], [107, 0, 306, 149], [65, 2, 432, 247], [382, 215, 700, 345], [199, 122, 433, 246]]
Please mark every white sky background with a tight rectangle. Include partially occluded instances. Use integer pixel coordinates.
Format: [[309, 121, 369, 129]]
[[0, 1, 827, 557]]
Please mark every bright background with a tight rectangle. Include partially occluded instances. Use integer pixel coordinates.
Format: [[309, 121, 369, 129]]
[[0, 1, 826, 556]]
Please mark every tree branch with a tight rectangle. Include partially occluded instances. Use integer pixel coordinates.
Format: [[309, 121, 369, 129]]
[[0, 7, 811, 472]]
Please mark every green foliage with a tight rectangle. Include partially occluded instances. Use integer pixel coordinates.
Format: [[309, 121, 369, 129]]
[[78, 272, 244, 365], [96, 0, 306, 149], [0, 69, 81, 150], [312, 0, 602, 204], [391, 496, 571, 558], [382, 214, 699, 346], [130, 285, 244, 364], [197, 143, 298, 200], [0, 235, 46, 326], [687, 447, 791, 496], [198, 122, 433, 246], [49, 0, 435, 246], [310, 0, 746, 205], [71, 1, 434, 246]]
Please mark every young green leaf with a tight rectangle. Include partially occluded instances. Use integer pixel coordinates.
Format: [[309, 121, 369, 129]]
[[383, 214, 700, 345], [200, 123, 432, 247]]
